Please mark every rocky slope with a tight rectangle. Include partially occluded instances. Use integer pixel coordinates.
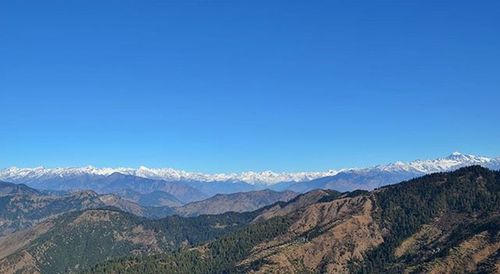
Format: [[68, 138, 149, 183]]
[[240, 194, 384, 273]]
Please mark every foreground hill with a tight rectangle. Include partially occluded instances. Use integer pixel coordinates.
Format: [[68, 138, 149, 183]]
[[0, 188, 331, 274], [86, 166, 500, 273], [0, 209, 258, 274]]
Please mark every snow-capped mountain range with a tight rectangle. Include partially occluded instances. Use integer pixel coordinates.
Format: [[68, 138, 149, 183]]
[[358, 152, 499, 174], [1, 152, 498, 186], [0, 166, 338, 186]]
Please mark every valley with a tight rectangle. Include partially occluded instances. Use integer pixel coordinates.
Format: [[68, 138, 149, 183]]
[[0, 166, 498, 273]]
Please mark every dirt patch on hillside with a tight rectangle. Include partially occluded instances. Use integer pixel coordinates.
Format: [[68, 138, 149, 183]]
[[241, 195, 384, 273], [422, 231, 500, 274], [0, 220, 54, 259], [0, 251, 40, 274], [71, 210, 119, 225], [395, 224, 443, 258], [113, 225, 161, 252]]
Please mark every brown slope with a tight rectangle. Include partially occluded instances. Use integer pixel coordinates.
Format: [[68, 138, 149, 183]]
[[240, 167, 500, 273], [252, 189, 336, 222], [393, 213, 500, 274], [239, 194, 384, 273], [9, 166, 499, 274]]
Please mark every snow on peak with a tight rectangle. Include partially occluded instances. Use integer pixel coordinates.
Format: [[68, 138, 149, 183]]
[[0, 166, 337, 186], [364, 152, 497, 174], [0, 152, 498, 185]]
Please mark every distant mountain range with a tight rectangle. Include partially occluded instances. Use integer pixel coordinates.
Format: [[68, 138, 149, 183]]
[[1, 166, 498, 273], [0, 165, 337, 186], [1, 152, 499, 203], [286, 152, 500, 192]]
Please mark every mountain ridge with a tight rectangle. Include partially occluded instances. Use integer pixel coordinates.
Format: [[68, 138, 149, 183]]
[[0, 166, 498, 273], [2, 152, 498, 187], [0, 180, 299, 237], [1, 153, 499, 204], [83, 166, 500, 274]]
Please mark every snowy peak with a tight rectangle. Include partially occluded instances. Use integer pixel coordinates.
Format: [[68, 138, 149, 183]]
[[0, 152, 498, 186], [444, 152, 491, 163], [367, 152, 499, 174], [0, 166, 337, 186], [448, 151, 465, 158]]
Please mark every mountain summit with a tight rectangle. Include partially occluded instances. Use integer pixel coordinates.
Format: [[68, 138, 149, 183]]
[[0, 153, 498, 199], [1, 152, 498, 186]]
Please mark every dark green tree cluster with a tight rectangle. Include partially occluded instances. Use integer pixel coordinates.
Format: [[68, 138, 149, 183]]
[[84, 215, 293, 273], [20, 208, 259, 273], [351, 166, 500, 273]]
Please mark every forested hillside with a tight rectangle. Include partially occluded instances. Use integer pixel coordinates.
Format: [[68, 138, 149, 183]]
[[85, 166, 500, 273], [0, 166, 498, 273]]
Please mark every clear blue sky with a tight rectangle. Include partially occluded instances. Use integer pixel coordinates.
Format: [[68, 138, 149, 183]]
[[1, 1, 499, 172]]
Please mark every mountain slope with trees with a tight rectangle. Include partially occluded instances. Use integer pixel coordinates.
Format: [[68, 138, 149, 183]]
[[85, 166, 500, 274], [0, 166, 498, 273], [0, 209, 259, 274]]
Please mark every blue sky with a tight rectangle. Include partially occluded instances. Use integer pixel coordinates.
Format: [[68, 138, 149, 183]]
[[1, 1, 499, 172]]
